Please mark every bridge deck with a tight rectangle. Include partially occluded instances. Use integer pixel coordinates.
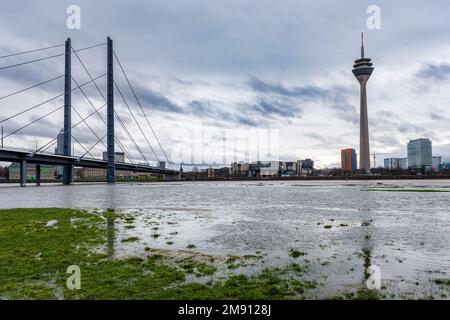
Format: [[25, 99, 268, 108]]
[[0, 147, 178, 175]]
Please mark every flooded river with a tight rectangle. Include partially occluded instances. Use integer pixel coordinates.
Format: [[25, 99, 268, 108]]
[[1, 180, 449, 299]]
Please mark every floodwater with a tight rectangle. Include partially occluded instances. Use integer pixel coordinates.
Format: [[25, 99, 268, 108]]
[[1, 180, 449, 299]]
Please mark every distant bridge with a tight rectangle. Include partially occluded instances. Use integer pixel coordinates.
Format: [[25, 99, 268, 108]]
[[0, 37, 179, 186]]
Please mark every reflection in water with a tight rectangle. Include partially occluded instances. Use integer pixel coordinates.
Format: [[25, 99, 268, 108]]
[[360, 206, 374, 288], [106, 209, 116, 258], [105, 185, 117, 211]]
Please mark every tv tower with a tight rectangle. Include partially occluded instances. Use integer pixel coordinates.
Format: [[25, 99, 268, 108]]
[[352, 32, 374, 174]]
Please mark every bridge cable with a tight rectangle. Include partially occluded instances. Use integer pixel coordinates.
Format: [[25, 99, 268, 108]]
[[3, 104, 64, 139], [70, 75, 136, 164], [114, 111, 149, 163], [36, 104, 107, 154], [0, 74, 64, 101], [71, 103, 136, 165], [71, 104, 107, 150], [0, 43, 106, 71], [0, 53, 65, 71], [0, 73, 106, 124], [114, 81, 160, 163], [71, 49, 141, 164], [72, 134, 95, 159], [80, 134, 106, 159], [72, 43, 106, 54], [0, 43, 64, 59], [113, 51, 174, 169]]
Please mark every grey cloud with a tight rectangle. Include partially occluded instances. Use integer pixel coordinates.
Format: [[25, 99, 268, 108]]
[[372, 135, 400, 147], [249, 76, 358, 124], [249, 76, 327, 100], [188, 100, 262, 127], [251, 99, 302, 118], [304, 132, 326, 142], [429, 110, 450, 121], [1, 1, 450, 165], [0, 61, 64, 96], [376, 110, 400, 120], [416, 62, 450, 81], [132, 84, 184, 114]]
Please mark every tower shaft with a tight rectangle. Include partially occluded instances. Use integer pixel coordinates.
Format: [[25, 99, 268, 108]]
[[359, 77, 371, 173], [352, 32, 374, 174]]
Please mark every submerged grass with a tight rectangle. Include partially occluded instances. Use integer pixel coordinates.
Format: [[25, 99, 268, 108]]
[[0, 208, 319, 300], [367, 188, 449, 193]]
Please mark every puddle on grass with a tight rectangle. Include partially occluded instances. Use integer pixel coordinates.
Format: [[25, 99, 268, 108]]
[[1, 180, 450, 299]]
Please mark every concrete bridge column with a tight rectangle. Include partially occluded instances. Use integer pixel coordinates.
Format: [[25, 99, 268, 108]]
[[20, 160, 26, 187], [36, 164, 41, 186]]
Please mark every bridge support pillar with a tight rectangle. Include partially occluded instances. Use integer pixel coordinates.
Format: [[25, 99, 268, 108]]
[[20, 160, 26, 187], [36, 164, 41, 186], [106, 36, 115, 184], [63, 37, 73, 185]]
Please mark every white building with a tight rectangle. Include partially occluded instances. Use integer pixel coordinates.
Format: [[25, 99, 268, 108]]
[[384, 158, 408, 170], [432, 156, 442, 171], [259, 161, 280, 177]]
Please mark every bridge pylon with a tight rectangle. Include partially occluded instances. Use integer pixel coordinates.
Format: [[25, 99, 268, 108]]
[[106, 37, 115, 183], [63, 37, 73, 185]]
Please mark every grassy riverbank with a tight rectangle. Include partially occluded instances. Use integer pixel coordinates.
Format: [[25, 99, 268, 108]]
[[0, 208, 323, 300], [2, 208, 447, 300]]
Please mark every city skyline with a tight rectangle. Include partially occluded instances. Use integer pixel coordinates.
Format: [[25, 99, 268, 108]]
[[1, 1, 450, 168]]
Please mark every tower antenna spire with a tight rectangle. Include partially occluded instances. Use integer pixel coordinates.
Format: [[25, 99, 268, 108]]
[[361, 32, 365, 59]]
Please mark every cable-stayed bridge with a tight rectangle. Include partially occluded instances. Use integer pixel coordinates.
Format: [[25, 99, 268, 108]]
[[0, 37, 179, 186]]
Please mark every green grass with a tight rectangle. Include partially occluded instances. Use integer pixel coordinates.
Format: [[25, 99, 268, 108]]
[[121, 236, 139, 243], [434, 279, 450, 286], [0, 208, 319, 300], [289, 249, 306, 258], [327, 289, 383, 300]]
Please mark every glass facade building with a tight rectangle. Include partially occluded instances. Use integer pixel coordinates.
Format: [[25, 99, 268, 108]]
[[407, 138, 432, 170]]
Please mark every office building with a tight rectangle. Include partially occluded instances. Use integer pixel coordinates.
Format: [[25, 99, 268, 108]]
[[341, 148, 357, 173], [407, 138, 432, 170], [207, 167, 230, 178], [102, 151, 125, 163], [282, 162, 297, 175], [441, 162, 450, 171], [432, 156, 442, 171], [384, 158, 408, 170], [158, 161, 166, 169], [259, 161, 281, 177], [55, 129, 64, 177], [297, 159, 314, 175], [8, 163, 55, 181], [231, 162, 250, 177]]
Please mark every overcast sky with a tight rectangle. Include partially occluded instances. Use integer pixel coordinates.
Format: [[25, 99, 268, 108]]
[[1, 0, 450, 168]]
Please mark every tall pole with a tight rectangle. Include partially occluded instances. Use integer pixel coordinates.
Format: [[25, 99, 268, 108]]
[[359, 79, 370, 171], [107, 37, 115, 183], [63, 38, 73, 185], [1, 126, 3, 148], [20, 159, 26, 187], [36, 164, 41, 186], [352, 33, 374, 174]]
